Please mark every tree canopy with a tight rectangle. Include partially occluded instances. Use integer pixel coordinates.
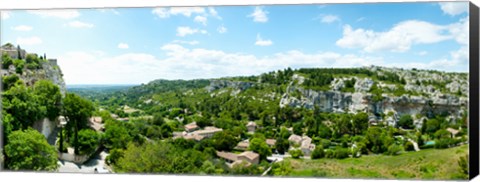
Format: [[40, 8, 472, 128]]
[[4, 128, 58, 171]]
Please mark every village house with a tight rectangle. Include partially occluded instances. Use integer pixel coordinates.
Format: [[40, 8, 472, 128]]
[[446, 127, 460, 138], [90, 116, 102, 123], [288, 134, 315, 156], [216, 151, 260, 168], [266, 139, 276, 148], [191, 126, 223, 138], [174, 126, 223, 141], [288, 134, 303, 146], [184, 122, 199, 132], [234, 140, 250, 151], [246, 121, 257, 133], [300, 136, 315, 156]]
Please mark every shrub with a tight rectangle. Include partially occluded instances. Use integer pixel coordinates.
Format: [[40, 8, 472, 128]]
[[386, 144, 403, 155], [334, 148, 350, 159], [311, 145, 325, 159], [404, 142, 415, 151], [325, 149, 335, 158], [289, 149, 304, 159]]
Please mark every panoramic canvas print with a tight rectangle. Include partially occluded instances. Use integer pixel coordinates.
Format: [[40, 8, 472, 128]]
[[0, 2, 470, 180]]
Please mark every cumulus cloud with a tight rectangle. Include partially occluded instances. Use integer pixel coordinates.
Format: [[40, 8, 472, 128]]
[[248, 6, 268, 23], [439, 2, 468, 16], [66, 21, 94, 28], [336, 19, 463, 52], [13, 25, 32, 31], [217, 25, 227, 34], [320, 15, 340, 23], [16, 36, 42, 46], [255, 34, 273, 46], [27, 10, 80, 19], [176, 26, 207, 37], [152, 7, 207, 18], [194, 16, 207, 26], [208, 7, 222, 19], [118, 43, 129, 49]]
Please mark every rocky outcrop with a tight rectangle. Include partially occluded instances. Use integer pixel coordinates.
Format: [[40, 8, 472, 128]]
[[280, 85, 467, 120], [206, 79, 255, 93]]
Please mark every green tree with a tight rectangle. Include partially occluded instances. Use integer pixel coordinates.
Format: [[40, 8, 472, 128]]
[[352, 112, 369, 135], [425, 119, 440, 134], [63, 93, 94, 154], [2, 83, 46, 131], [249, 137, 272, 160], [2, 74, 21, 91], [4, 128, 58, 171], [33, 80, 62, 121], [211, 130, 239, 151], [13, 59, 25, 74], [2, 53, 13, 69], [76, 129, 100, 155], [275, 137, 290, 154], [398, 114, 414, 129], [103, 120, 133, 149]]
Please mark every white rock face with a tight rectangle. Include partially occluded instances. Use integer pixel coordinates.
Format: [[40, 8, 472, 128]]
[[354, 78, 374, 92]]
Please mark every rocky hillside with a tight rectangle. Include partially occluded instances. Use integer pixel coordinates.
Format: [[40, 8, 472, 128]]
[[204, 66, 468, 128], [1, 43, 66, 95], [1, 43, 66, 139]]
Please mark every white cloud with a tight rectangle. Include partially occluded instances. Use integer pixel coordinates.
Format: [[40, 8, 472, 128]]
[[152, 8, 170, 18], [176, 26, 207, 37], [27, 10, 80, 19], [172, 40, 199, 45], [217, 25, 227, 34], [98, 9, 120, 15], [255, 34, 273, 46], [152, 7, 206, 18], [208, 7, 221, 19], [16, 36, 42, 46], [66, 21, 94, 28], [439, 2, 468, 16], [336, 20, 455, 52], [321, 15, 340, 23], [356, 17, 365, 22], [118, 43, 129, 49], [248, 6, 268, 23], [2, 11, 10, 20], [170, 7, 205, 17], [194, 16, 207, 26], [13, 25, 32, 31], [448, 16, 469, 45], [418, 51, 428, 56]]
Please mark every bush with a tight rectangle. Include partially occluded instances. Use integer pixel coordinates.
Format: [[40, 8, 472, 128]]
[[404, 142, 415, 151], [434, 138, 455, 149], [334, 148, 350, 159], [311, 145, 325, 159], [325, 149, 335, 158], [386, 144, 403, 155], [321, 139, 331, 148], [289, 149, 304, 159]]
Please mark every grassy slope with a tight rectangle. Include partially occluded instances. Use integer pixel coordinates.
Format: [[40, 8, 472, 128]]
[[285, 144, 468, 180]]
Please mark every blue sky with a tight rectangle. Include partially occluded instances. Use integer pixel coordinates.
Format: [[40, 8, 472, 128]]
[[0, 2, 469, 85]]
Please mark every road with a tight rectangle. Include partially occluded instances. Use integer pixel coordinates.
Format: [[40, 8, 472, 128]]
[[57, 151, 111, 173]]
